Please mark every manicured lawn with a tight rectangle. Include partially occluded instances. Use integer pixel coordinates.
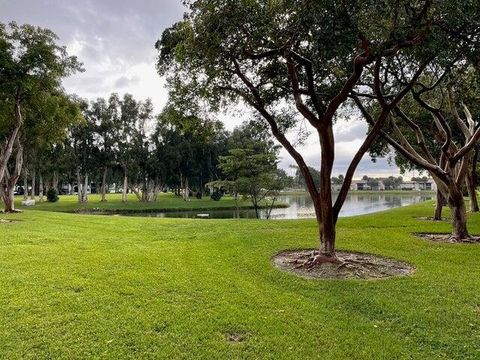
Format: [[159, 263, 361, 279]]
[[14, 192, 285, 214], [0, 201, 479, 358]]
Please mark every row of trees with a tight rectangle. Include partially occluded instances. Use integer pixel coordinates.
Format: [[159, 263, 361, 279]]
[[157, 0, 480, 265], [10, 89, 287, 209]]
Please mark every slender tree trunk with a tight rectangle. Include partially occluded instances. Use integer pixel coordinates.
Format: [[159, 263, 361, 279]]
[[266, 197, 276, 220], [76, 169, 82, 203], [466, 175, 479, 212], [122, 169, 128, 202], [131, 185, 142, 201], [101, 166, 108, 202], [83, 174, 89, 203], [30, 168, 36, 201], [0, 99, 22, 184], [251, 190, 260, 219], [3, 144, 23, 212], [39, 174, 44, 202], [52, 170, 59, 193], [141, 175, 148, 202], [184, 177, 189, 201], [434, 190, 445, 220], [23, 171, 28, 200]]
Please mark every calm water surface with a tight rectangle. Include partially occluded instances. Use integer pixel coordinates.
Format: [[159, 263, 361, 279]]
[[128, 193, 432, 219]]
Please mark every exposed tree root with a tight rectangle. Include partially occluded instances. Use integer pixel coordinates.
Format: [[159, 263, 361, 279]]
[[1, 209, 23, 214], [275, 249, 414, 280], [415, 233, 480, 244], [414, 216, 448, 222], [289, 250, 341, 270]]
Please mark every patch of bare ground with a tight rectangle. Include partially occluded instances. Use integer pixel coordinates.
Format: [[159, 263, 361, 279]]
[[0, 219, 18, 224], [225, 331, 250, 343], [414, 216, 448, 222], [415, 233, 480, 243], [272, 250, 414, 280]]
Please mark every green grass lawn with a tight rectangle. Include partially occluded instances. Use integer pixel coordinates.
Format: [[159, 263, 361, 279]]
[[14, 192, 286, 214], [0, 201, 479, 359]]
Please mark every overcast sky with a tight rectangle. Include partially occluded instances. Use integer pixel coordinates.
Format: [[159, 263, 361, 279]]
[[1, 0, 412, 179]]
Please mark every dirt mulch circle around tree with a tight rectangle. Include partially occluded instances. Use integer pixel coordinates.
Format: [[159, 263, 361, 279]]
[[272, 250, 415, 280], [414, 216, 449, 222], [415, 233, 480, 244]]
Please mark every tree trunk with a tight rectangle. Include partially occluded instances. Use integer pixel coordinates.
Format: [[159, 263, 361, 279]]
[[434, 190, 445, 220], [0, 99, 22, 184], [466, 175, 479, 212], [183, 177, 189, 201], [318, 127, 336, 259], [251, 191, 260, 219], [2, 144, 23, 212], [76, 169, 82, 203], [83, 174, 89, 203], [141, 176, 148, 202], [131, 185, 142, 201], [266, 197, 276, 220], [122, 169, 128, 202], [39, 174, 44, 202], [101, 167, 108, 202], [52, 170, 59, 193], [30, 168, 36, 200], [23, 171, 28, 200], [448, 188, 470, 240], [2, 185, 15, 213]]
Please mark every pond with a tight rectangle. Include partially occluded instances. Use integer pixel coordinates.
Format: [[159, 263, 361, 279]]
[[126, 193, 433, 220]]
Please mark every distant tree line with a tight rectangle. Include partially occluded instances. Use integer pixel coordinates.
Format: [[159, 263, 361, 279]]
[[14, 91, 290, 206]]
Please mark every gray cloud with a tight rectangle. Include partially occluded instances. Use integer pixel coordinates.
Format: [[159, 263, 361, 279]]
[[0, 0, 185, 110], [114, 75, 140, 88]]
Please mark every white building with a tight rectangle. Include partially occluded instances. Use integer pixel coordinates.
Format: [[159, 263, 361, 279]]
[[399, 179, 436, 191], [350, 180, 386, 191], [348, 178, 437, 191]]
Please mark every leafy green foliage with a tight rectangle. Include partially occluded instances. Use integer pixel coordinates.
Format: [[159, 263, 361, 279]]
[[46, 188, 59, 202], [210, 190, 223, 201]]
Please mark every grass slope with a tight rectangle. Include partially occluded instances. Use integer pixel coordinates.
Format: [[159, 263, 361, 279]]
[[0, 202, 479, 359], [14, 193, 285, 214]]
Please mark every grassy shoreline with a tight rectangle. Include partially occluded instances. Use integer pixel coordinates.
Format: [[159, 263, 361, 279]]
[[13, 193, 288, 214], [1, 201, 479, 358], [281, 190, 436, 195]]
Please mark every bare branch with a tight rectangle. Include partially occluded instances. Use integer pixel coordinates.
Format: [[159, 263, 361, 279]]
[[285, 57, 321, 129], [447, 87, 470, 138]]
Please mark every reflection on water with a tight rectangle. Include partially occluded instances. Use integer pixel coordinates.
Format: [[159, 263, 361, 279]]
[[127, 193, 432, 220]]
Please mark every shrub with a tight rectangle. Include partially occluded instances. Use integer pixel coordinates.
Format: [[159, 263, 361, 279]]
[[210, 190, 223, 201], [47, 188, 59, 202]]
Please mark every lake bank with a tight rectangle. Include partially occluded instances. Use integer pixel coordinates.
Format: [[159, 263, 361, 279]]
[[13, 193, 288, 214], [13, 192, 434, 219]]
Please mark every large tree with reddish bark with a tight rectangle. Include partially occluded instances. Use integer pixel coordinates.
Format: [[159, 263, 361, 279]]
[[156, 1, 471, 264]]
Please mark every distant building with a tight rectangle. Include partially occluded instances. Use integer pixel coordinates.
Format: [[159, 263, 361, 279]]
[[350, 180, 385, 191], [349, 178, 437, 191], [399, 179, 436, 191]]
